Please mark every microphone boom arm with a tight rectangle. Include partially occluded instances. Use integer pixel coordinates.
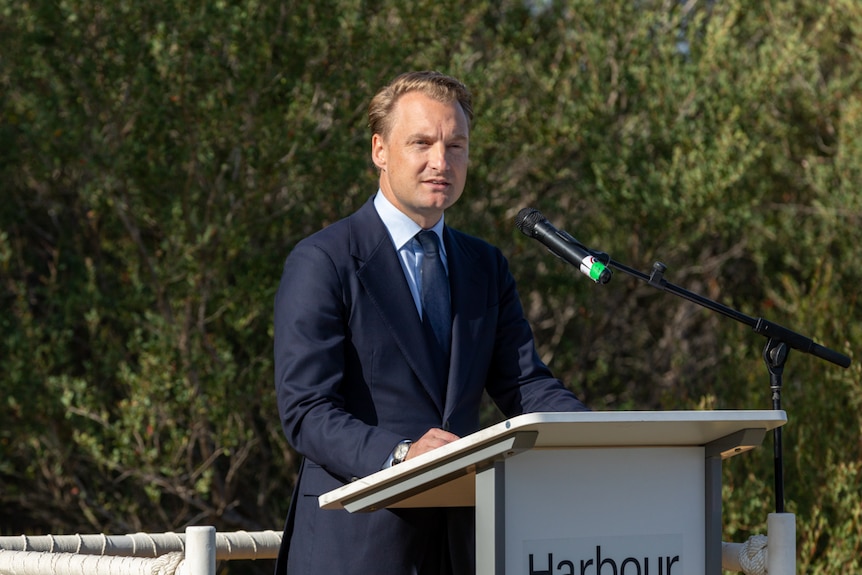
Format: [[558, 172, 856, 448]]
[[599, 255, 851, 514], [602, 257, 851, 369]]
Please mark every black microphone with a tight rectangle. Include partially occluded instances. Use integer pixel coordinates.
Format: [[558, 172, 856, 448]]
[[515, 208, 612, 284]]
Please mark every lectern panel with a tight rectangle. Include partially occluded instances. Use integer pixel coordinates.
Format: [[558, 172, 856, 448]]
[[503, 447, 704, 575]]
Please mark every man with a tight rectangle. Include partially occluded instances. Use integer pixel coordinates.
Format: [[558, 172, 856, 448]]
[[273, 70, 588, 575]]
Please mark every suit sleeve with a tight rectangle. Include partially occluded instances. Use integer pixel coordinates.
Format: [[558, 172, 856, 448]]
[[273, 240, 402, 481]]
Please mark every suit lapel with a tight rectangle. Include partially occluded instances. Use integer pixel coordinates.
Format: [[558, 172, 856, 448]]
[[442, 228, 485, 419], [351, 201, 447, 412]]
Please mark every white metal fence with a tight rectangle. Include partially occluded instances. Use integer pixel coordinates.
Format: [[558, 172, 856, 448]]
[[0, 527, 281, 575], [0, 517, 795, 575]]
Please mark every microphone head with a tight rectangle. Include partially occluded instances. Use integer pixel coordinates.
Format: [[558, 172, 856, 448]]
[[514, 208, 546, 236]]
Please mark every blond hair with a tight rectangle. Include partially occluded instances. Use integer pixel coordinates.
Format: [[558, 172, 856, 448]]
[[368, 71, 473, 139]]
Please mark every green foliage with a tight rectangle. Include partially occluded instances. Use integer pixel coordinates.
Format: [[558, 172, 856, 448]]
[[1, 0, 860, 572]]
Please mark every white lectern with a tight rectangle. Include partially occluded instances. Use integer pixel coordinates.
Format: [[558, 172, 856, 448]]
[[320, 411, 786, 575]]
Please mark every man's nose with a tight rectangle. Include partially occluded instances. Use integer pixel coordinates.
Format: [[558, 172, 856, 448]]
[[428, 143, 448, 171]]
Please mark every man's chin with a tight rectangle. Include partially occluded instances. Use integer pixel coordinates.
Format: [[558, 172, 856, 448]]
[[423, 188, 462, 209]]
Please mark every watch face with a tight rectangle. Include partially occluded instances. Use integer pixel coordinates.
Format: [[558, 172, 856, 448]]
[[395, 442, 410, 462]]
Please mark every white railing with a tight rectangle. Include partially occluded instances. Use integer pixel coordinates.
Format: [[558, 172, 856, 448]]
[[722, 513, 796, 575], [0, 527, 281, 575], [0, 516, 794, 575]]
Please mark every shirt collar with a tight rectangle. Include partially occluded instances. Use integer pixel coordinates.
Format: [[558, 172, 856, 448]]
[[374, 191, 446, 254]]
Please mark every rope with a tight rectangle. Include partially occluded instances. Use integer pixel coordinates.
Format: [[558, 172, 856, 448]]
[[149, 552, 184, 575], [738, 534, 768, 575], [0, 550, 186, 575]]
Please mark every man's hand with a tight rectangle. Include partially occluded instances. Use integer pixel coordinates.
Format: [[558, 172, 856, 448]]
[[405, 427, 460, 461]]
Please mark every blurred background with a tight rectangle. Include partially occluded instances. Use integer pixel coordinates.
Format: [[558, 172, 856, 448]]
[[1, 1, 860, 572]]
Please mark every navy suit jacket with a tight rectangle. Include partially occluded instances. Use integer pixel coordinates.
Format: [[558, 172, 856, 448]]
[[273, 197, 587, 574]]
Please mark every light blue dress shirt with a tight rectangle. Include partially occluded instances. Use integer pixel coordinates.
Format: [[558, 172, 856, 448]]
[[373, 191, 449, 319]]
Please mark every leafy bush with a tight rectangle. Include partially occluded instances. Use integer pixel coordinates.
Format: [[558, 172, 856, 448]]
[[1, 1, 859, 572]]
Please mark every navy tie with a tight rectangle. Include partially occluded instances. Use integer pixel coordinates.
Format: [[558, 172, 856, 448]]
[[416, 230, 451, 355]]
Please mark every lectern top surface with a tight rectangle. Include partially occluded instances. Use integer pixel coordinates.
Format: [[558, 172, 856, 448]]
[[318, 410, 786, 511], [500, 410, 786, 448]]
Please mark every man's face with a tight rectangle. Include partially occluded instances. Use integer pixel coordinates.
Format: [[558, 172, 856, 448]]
[[372, 91, 470, 229]]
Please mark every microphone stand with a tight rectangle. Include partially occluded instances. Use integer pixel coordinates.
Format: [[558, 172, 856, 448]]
[[587, 251, 851, 513]]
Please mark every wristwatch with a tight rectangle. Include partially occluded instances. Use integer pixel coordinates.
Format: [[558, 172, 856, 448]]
[[391, 440, 412, 465]]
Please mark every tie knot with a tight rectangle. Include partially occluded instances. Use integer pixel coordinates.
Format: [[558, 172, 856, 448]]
[[416, 230, 440, 257]]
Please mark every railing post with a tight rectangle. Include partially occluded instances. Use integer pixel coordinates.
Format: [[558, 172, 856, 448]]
[[767, 513, 796, 575], [185, 526, 216, 575]]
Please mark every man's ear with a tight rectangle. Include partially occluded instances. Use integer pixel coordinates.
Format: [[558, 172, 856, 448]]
[[371, 133, 386, 170]]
